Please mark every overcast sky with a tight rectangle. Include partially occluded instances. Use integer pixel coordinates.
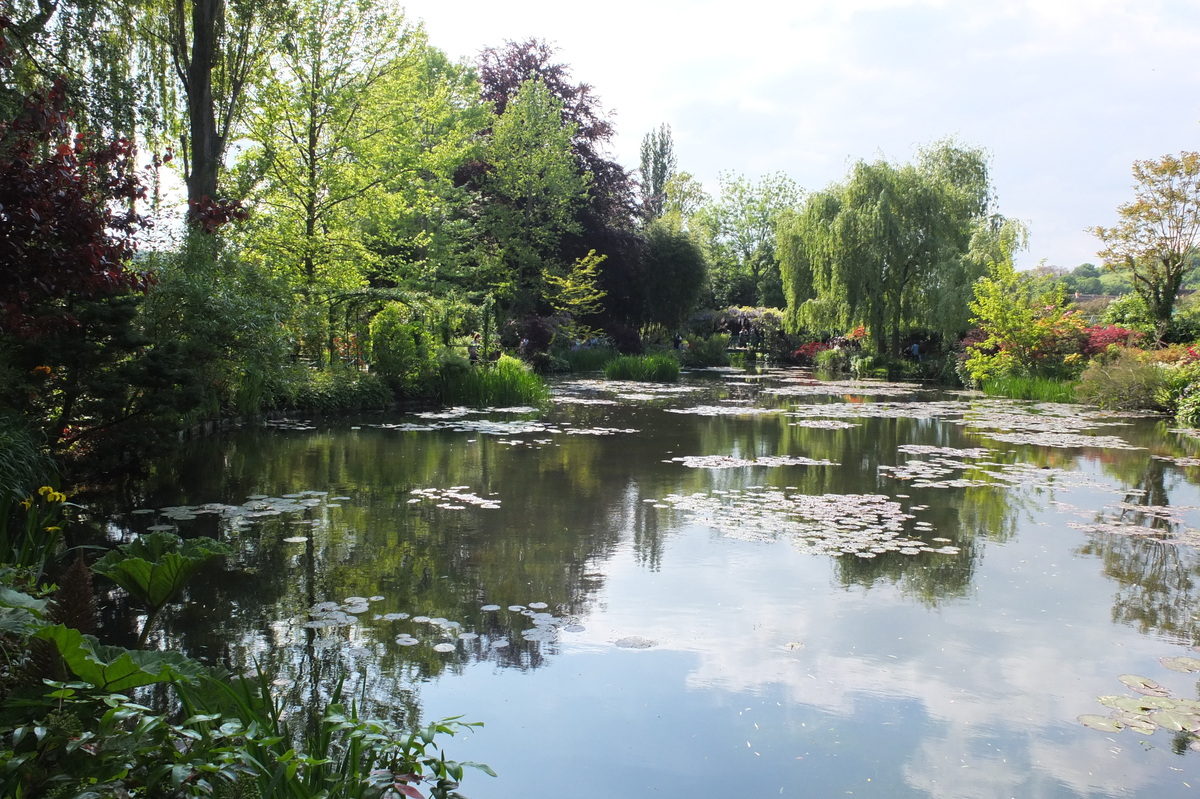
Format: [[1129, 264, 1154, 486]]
[[409, 0, 1200, 270]]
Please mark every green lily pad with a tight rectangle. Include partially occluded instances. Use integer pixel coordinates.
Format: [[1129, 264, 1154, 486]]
[[1118, 674, 1170, 696], [1149, 709, 1200, 732], [1078, 714, 1124, 732], [1160, 656, 1200, 673], [1111, 710, 1157, 734]]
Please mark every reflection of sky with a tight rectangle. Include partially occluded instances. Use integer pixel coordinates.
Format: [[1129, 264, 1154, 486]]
[[423, 480, 1200, 799]]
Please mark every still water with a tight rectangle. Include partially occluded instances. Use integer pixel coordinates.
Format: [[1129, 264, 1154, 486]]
[[115, 368, 1200, 798]]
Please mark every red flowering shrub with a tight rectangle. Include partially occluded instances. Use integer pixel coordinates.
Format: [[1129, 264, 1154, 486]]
[[1082, 325, 1142, 356], [791, 341, 829, 364]]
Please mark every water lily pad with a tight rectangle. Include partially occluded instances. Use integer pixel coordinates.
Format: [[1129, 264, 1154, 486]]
[[481, 604, 501, 612], [432, 643, 457, 653], [528, 602, 548, 609], [1160, 656, 1200, 673], [1078, 714, 1124, 732], [615, 636, 656, 649], [1150, 709, 1200, 732], [1118, 674, 1170, 696]]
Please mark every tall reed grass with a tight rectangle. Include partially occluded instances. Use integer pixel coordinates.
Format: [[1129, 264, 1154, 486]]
[[981, 376, 1076, 402], [439, 355, 549, 406], [603, 353, 680, 382]]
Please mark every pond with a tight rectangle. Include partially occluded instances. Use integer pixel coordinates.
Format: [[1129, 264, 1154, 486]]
[[108, 367, 1200, 798]]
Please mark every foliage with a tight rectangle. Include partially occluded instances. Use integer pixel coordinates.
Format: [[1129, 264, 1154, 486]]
[[438, 354, 548, 407], [981, 376, 1077, 403], [779, 141, 996, 355], [560, 343, 618, 373], [639, 123, 677, 219], [1074, 348, 1168, 411], [963, 250, 1088, 384], [1092, 152, 1200, 342], [0, 414, 55, 526], [603, 354, 680, 382], [696, 171, 801, 308], [679, 335, 731, 368], [370, 302, 436, 396], [92, 531, 232, 647]]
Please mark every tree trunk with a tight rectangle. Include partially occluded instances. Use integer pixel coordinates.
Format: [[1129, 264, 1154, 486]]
[[184, 0, 223, 206]]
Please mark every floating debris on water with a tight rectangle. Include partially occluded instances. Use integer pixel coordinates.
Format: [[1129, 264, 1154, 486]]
[[408, 487, 501, 510]]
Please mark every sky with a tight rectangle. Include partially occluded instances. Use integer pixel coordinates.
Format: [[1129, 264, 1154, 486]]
[[408, 0, 1200, 270]]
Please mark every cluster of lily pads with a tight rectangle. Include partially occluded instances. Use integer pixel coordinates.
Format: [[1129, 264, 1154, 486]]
[[647, 488, 957, 558], [407, 487, 501, 510], [668, 455, 838, 469], [1079, 654, 1200, 746], [765, 379, 926, 399], [129, 491, 349, 534], [1064, 501, 1200, 547], [302, 597, 590, 657]]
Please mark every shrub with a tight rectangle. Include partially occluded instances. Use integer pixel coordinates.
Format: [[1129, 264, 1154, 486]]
[[815, 348, 850, 375], [603, 354, 680, 382], [680, 335, 731, 368], [1074, 348, 1168, 411], [1176, 383, 1200, 428], [1082, 325, 1142, 356], [369, 303, 435, 396], [283, 367, 392, 412], [791, 341, 829, 365]]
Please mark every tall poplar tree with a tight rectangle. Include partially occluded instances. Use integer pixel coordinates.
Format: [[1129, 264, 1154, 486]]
[[639, 123, 676, 220]]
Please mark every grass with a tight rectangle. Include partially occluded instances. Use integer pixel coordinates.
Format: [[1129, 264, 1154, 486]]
[[981, 375, 1077, 402], [603, 353, 680, 382], [439, 355, 549, 406], [561, 345, 618, 373]]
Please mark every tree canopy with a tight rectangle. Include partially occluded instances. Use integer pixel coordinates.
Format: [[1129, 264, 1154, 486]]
[[1092, 151, 1200, 342]]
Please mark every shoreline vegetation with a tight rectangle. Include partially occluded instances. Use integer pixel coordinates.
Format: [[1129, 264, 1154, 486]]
[[5, 4, 1200, 794]]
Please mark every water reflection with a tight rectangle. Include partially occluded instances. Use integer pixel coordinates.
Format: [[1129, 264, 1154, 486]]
[[102, 370, 1200, 797]]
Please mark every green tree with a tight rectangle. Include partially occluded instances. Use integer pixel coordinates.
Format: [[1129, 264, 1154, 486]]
[[694, 171, 801, 308], [639, 221, 708, 330], [778, 141, 994, 354], [478, 79, 589, 320], [238, 0, 422, 361], [639, 123, 676, 220], [1092, 152, 1200, 342], [660, 171, 709, 232], [964, 229, 1087, 383]]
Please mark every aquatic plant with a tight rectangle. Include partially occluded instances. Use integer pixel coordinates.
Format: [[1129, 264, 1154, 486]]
[[603, 354, 680, 382], [980, 375, 1077, 402], [439, 355, 549, 407]]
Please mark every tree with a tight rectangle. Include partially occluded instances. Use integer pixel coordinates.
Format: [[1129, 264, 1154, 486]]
[[478, 79, 589, 319], [150, 0, 289, 211], [778, 142, 995, 354], [1092, 152, 1200, 342], [639, 123, 676, 220], [638, 221, 707, 330], [238, 0, 421, 360], [695, 172, 801, 308], [964, 233, 1087, 383]]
